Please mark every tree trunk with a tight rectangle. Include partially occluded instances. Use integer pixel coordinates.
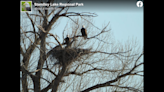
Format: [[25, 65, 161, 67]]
[[34, 16, 47, 92]]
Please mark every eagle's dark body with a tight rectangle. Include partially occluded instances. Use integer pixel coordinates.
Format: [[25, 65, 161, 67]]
[[81, 26, 87, 40], [65, 35, 71, 48]]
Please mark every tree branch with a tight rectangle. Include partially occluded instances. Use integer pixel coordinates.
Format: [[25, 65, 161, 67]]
[[26, 12, 37, 40], [90, 49, 132, 56], [20, 31, 40, 36], [110, 84, 142, 92], [20, 45, 25, 56], [21, 27, 43, 53], [60, 12, 97, 17], [20, 65, 35, 81], [80, 53, 143, 92], [48, 33, 63, 49]]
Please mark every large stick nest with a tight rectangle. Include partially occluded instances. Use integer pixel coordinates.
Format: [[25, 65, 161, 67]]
[[49, 48, 91, 66]]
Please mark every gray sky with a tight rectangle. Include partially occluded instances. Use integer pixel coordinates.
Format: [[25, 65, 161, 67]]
[[50, 1, 143, 47]]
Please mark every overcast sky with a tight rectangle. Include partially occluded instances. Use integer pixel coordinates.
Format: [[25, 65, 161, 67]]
[[50, 0, 143, 47]]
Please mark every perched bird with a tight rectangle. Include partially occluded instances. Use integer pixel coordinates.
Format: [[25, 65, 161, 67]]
[[65, 34, 71, 48], [24, 2, 31, 11], [81, 25, 87, 40]]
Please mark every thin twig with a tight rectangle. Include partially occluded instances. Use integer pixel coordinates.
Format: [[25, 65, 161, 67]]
[[37, 25, 63, 48], [20, 26, 43, 53]]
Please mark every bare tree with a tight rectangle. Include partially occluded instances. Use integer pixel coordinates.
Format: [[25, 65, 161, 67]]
[[20, 0, 143, 92]]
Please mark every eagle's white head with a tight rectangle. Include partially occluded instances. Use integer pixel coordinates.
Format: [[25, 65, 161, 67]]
[[82, 25, 85, 28], [67, 34, 69, 37]]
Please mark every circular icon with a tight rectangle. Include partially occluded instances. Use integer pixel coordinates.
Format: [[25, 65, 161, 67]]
[[136, 1, 143, 7]]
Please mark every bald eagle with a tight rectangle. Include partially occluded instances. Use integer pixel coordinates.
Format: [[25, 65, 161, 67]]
[[65, 35, 71, 48], [81, 25, 87, 40], [24, 2, 31, 11]]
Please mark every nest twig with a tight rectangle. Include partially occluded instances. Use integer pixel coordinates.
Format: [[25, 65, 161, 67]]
[[50, 48, 91, 66]]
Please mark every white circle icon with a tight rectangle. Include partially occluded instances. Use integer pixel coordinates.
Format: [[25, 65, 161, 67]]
[[136, 1, 143, 7]]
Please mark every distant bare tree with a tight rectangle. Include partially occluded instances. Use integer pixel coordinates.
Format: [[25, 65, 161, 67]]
[[20, 0, 143, 92]]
